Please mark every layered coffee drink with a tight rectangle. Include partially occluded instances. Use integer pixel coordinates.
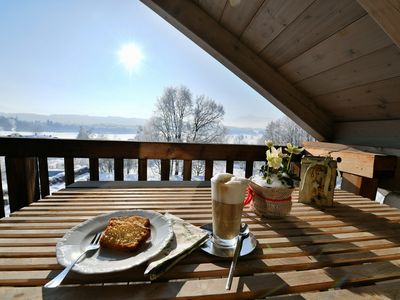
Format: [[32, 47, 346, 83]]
[[211, 173, 248, 247]]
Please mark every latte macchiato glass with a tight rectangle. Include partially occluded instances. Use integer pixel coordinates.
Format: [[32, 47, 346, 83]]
[[211, 173, 248, 248]]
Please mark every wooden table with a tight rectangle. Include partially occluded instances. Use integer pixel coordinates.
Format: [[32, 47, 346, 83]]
[[2, 182, 400, 299]]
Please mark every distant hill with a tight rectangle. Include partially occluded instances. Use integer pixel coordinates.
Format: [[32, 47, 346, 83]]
[[226, 126, 263, 135], [0, 112, 264, 138], [0, 112, 147, 127]]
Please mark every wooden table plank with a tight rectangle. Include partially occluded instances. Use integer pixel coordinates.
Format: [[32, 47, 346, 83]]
[[2, 185, 400, 299]]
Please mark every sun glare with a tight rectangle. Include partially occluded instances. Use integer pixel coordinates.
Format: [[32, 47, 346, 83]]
[[117, 42, 143, 74]]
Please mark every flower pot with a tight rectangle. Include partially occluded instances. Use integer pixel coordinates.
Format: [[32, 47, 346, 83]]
[[246, 181, 294, 218]]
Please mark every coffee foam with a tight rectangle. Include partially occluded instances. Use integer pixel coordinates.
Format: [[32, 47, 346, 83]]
[[211, 173, 248, 204]]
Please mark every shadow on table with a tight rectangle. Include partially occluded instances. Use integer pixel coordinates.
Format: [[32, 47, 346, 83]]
[[242, 198, 400, 297]]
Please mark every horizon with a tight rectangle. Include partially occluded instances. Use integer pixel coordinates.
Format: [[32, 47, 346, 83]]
[[0, 111, 268, 130], [0, 0, 283, 128]]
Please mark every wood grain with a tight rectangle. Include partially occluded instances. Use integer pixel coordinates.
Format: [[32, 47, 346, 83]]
[[295, 45, 400, 97], [260, 0, 366, 67], [279, 15, 392, 82], [220, 0, 263, 37], [197, 0, 227, 21], [241, 0, 313, 53], [314, 76, 400, 122]]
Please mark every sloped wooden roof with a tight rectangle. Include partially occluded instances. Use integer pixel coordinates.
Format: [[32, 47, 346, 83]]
[[141, 0, 400, 148]]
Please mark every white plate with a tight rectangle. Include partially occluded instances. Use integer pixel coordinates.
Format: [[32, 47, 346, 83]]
[[56, 210, 173, 274]]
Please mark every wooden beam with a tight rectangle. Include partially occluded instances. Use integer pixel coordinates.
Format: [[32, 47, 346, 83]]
[[357, 0, 400, 49], [334, 120, 400, 148], [141, 0, 333, 141]]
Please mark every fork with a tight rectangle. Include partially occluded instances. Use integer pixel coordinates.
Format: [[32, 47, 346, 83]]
[[44, 232, 102, 288]]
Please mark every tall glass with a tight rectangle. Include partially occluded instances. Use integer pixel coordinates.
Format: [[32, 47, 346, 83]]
[[211, 173, 248, 248]]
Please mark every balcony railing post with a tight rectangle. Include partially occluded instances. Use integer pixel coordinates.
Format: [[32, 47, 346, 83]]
[[38, 157, 50, 198], [183, 160, 192, 181], [138, 159, 147, 181], [89, 158, 99, 181], [205, 160, 213, 181], [161, 159, 170, 181], [0, 164, 4, 218], [5, 157, 40, 213]]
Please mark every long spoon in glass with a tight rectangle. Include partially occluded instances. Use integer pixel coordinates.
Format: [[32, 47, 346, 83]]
[[226, 223, 249, 290]]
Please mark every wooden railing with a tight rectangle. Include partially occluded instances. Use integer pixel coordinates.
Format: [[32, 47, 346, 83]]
[[0, 137, 268, 216]]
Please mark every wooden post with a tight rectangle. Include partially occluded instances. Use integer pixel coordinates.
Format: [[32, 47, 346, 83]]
[[138, 159, 147, 181], [38, 157, 50, 198], [114, 158, 124, 181], [205, 160, 213, 181], [183, 160, 192, 181], [89, 158, 99, 181], [64, 158, 74, 186], [161, 159, 170, 181], [245, 161, 253, 178], [226, 160, 234, 174], [5, 157, 40, 213], [0, 164, 4, 218]]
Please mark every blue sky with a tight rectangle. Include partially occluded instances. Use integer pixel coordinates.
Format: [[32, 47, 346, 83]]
[[0, 0, 283, 128]]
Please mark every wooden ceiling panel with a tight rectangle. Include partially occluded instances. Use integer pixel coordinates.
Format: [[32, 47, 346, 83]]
[[279, 15, 392, 83], [315, 77, 400, 122], [295, 45, 400, 97], [197, 0, 227, 21], [335, 120, 400, 148], [240, 0, 314, 53], [330, 102, 400, 122], [220, 0, 264, 37], [260, 0, 366, 67], [315, 77, 400, 109]]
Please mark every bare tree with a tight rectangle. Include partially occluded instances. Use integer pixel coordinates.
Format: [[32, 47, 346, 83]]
[[262, 116, 315, 146], [137, 86, 226, 177], [189, 95, 226, 143], [151, 86, 192, 142]]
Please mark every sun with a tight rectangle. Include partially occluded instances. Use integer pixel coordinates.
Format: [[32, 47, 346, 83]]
[[117, 42, 143, 74]]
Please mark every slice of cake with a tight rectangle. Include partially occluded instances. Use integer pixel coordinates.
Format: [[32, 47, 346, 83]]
[[100, 215, 151, 252], [108, 215, 150, 228]]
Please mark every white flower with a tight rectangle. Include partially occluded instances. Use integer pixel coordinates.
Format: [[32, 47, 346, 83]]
[[286, 143, 304, 155], [265, 139, 274, 149], [266, 146, 282, 169]]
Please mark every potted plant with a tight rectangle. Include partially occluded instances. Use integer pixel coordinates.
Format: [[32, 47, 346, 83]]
[[245, 140, 304, 217]]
